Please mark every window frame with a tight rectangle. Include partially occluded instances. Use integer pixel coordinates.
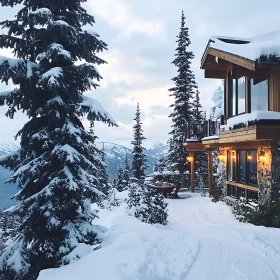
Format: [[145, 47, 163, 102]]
[[248, 78, 269, 113], [237, 150, 257, 187]]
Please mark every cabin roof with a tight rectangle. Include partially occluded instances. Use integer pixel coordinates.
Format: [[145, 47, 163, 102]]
[[201, 30, 280, 69]]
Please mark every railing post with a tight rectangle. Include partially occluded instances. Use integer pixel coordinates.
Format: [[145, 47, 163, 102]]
[[208, 151, 213, 196], [207, 119, 211, 137]]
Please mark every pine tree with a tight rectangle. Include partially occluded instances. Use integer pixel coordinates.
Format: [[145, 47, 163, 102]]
[[211, 84, 224, 118], [193, 89, 208, 188], [98, 143, 112, 197], [122, 154, 131, 190], [131, 103, 147, 180], [115, 165, 125, 192], [168, 10, 197, 192], [0, 2, 115, 279]]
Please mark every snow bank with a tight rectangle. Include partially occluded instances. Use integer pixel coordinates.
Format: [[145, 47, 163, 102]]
[[38, 204, 198, 280], [221, 110, 280, 130], [209, 30, 280, 61]]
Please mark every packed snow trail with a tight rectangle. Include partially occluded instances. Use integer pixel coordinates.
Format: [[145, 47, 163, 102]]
[[168, 194, 280, 280], [38, 192, 280, 280]]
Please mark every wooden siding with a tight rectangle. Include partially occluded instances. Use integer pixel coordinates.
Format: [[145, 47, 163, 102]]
[[269, 68, 280, 111], [183, 142, 205, 152]]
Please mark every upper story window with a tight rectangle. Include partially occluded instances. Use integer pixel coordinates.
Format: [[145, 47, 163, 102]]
[[227, 73, 269, 118], [249, 79, 269, 112], [228, 73, 246, 117], [238, 77, 246, 114]]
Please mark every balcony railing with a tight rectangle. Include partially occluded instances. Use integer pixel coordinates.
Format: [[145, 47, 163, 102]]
[[184, 116, 224, 141]]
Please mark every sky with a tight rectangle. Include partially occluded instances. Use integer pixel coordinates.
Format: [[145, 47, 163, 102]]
[[1, 0, 280, 148]]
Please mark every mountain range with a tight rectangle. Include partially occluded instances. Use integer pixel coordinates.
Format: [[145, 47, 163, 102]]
[[0, 141, 168, 209]]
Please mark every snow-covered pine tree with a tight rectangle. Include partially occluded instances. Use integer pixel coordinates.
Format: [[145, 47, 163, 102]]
[[122, 154, 131, 190], [0, 1, 115, 279], [211, 85, 224, 118], [168, 10, 197, 193], [115, 165, 125, 192], [137, 181, 168, 225], [131, 103, 147, 180], [127, 103, 147, 213], [153, 156, 168, 173], [211, 85, 226, 200], [193, 89, 208, 189]]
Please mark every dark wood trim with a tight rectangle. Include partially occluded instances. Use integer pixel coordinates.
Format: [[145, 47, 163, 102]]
[[202, 48, 256, 71], [224, 79, 227, 121], [247, 77, 251, 113], [208, 151, 213, 195]]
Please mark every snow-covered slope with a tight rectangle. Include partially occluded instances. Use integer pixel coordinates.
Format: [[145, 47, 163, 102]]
[[38, 193, 280, 280]]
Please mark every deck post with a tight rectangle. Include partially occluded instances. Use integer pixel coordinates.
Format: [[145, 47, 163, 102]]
[[208, 151, 213, 195], [190, 152, 195, 192]]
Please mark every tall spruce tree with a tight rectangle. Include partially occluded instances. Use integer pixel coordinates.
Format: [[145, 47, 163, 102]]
[[128, 104, 168, 225], [193, 90, 208, 187], [0, 1, 115, 279], [131, 103, 147, 180], [168, 10, 197, 190]]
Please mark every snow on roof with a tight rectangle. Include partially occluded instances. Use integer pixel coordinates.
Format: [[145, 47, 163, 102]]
[[221, 110, 280, 131], [208, 30, 280, 62], [201, 135, 219, 141]]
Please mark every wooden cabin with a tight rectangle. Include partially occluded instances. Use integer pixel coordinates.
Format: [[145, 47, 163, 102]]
[[184, 31, 280, 202]]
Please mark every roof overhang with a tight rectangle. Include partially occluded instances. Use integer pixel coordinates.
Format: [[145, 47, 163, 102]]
[[201, 47, 256, 71]]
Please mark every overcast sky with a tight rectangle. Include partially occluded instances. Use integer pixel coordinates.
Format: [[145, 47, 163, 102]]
[[1, 0, 280, 148]]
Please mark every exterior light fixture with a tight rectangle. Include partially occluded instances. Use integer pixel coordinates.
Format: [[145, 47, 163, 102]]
[[259, 151, 265, 162], [232, 151, 236, 161], [186, 155, 193, 162], [247, 152, 252, 161], [217, 153, 225, 162]]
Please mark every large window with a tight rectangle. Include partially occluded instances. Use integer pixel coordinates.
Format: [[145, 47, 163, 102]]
[[237, 150, 257, 186], [238, 151, 246, 184], [227, 150, 236, 181], [238, 77, 246, 114], [228, 73, 245, 117], [250, 79, 268, 112]]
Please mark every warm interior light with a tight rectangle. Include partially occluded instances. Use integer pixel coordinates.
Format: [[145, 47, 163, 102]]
[[186, 156, 193, 162], [259, 151, 265, 162], [247, 152, 252, 161]]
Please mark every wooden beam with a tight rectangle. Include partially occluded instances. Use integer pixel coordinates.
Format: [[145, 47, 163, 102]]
[[205, 69, 227, 79], [205, 48, 256, 71], [208, 151, 213, 196], [203, 55, 232, 70], [226, 181, 258, 192], [190, 152, 195, 192]]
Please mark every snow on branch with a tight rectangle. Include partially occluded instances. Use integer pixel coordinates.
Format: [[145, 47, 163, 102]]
[[79, 95, 117, 126], [39, 67, 64, 87], [37, 43, 72, 62]]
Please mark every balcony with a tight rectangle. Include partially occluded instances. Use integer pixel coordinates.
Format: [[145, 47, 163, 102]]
[[184, 117, 223, 141]]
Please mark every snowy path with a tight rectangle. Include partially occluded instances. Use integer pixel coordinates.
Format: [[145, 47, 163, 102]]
[[38, 192, 280, 280], [168, 194, 280, 280]]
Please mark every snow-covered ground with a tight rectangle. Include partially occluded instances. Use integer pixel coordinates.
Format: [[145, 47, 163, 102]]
[[38, 193, 280, 280]]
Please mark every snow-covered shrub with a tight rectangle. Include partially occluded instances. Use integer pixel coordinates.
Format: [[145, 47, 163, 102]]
[[233, 195, 280, 228], [127, 180, 168, 225], [212, 152, 226, 202]]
